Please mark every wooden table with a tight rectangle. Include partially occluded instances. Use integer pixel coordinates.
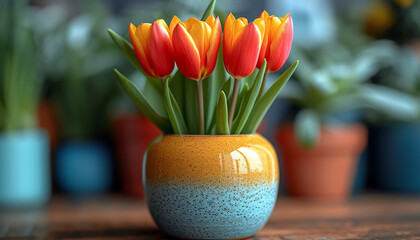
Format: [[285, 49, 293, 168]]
[[1, 194, 420, 239]]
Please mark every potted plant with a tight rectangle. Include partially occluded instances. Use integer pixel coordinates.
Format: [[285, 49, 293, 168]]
[[41, 3, 124, 195], [276, 38, 419, 200], [108, 0, 298, 238], [0, 0, 50, 207], [367, 42, 420, 192], [112, 109, 161, 199]]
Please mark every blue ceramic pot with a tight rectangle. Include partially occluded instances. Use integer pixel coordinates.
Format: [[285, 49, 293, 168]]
[[0, 129, 51, 207], [369, 123, 420, 192], [55, 141, 112, 195]]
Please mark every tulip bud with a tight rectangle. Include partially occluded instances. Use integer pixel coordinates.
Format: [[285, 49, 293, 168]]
[[171, 15, 222, 80], [129, 19, 174, 79], [223, 13, 264, 79], [256, 11, 293, 73]]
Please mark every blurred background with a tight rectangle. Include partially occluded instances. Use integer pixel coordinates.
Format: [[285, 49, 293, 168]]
[[1, 0, 420, 208]]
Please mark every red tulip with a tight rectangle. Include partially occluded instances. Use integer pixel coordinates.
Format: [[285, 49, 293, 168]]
[[170, 15, 222, 80], [129, 19, 174, 79], [223, 13, 264, 79], [256, 11, 293, 73]]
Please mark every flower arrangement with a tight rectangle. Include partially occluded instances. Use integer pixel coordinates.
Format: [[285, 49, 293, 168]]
[[108, 0, 298, 135]]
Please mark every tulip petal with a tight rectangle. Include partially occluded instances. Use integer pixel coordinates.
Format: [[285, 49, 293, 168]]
[[203, 16, 221, 79], [223, 13, 236, 64], [185, 17, 201, 31], [189, 20, 208, 71], [232, 18, 247, 43], [169, 15, 182, 37], [172, 24, 201, 80], [129, 23, 155, 77], [147, 21, 174, 78], [260, 10, 269, 19], [156, 19, 169, 32], [255, 18, 268, 69], [227, 22, 261, 78], [205, 14, 215, 28], [267, 14, 293, 72], [237, 17, 248, 26]]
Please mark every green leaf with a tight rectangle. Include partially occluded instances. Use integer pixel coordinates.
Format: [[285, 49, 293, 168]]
[[170, 71, 185, 115], [221, 77, 233, 99], [216, 91, 230, 135], [114, 69, 172, 133], [231, 61, 267, 134], [204, 46, 226, 131], [184, 78, 199, 134], [143, 77, 167, 117], [359, 84, 420, 121], [294, 109, 320, 149], [234, 82, 249, 116], [201, 0, 217, 20], [108, 29, 142, 72], [164, 77, 188, 134], [108, 28, 162, 93], [243, 60, 299, 133], [242, 69, 257, 90]]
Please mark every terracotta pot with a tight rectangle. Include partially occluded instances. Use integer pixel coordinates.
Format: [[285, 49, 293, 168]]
[[276, 124, 367, 200], [409, 40, 420, 60], [144, 134, 278, 239], [37, 100, 59, 153], [113, 114, 161, 199]]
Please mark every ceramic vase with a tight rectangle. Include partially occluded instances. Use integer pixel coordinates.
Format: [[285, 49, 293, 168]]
[[143, 134, 278, 239]]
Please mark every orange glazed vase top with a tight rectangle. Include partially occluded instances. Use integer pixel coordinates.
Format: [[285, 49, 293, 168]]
[[143, 134, 279, 239]]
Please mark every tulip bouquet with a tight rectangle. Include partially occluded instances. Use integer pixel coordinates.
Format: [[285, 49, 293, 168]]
[[108, 0, 298, 135]]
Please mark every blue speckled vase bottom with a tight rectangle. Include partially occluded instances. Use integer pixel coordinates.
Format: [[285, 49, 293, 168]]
[[146, 181, 278, 239]]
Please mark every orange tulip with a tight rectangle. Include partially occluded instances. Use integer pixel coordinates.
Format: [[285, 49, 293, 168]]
[[170, 15, 222, 80], [223, 13, 265, 79], [129, 19, 174, 79], [256, 11, 293, 73]]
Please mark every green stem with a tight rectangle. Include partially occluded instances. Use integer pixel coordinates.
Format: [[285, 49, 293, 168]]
[[228, 78, 241, 128], [197, 79, 205, 135], [258, 71, 268, 99]]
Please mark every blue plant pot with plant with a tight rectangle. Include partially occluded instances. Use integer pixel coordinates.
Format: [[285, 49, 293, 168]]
[[39, 2, 125, 195], [369, 123, 420, 192], [55, 141, 112, 195], [0, 130, 51, 207], [276, 36, 420, 199], [364, 41, 420, 193], [0, 1, 51, 208]]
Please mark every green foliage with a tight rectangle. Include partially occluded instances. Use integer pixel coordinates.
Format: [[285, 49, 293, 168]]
[[216, 91, 229, 135], [280, 40, 420, 147], [34, 2, 125, 140], [385, 0, 420, 40], [0, 0, 40, 132], [110, 0, 297, 135], [294, 109, 320, 149]]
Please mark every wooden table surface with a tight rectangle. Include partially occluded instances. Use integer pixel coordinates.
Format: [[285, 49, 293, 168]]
[[1, 194, 420, 240]]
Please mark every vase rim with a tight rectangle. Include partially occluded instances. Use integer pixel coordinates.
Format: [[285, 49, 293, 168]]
[[161, 133, 259, 137]]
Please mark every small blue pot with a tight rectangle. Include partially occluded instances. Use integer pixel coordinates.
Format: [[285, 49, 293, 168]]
[[55, 141, 112, 195], [0, 129, 51, 208], [369, 123, 420, 192]]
